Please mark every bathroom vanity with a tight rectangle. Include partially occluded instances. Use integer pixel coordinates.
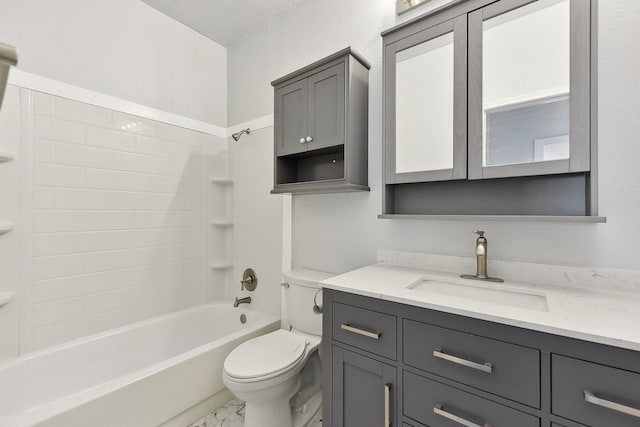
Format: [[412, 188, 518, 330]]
[[320, 262, 640, 427]]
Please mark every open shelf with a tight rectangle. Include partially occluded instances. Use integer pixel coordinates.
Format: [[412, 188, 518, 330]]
[[275, 146, 345, 186], [378, 214, 607, 223], [0, 292, 13, 309], [0, 152, 15, 164], [210, 177, 233, 185], [210, 261, 233, 270], [0, 220, 15, 236]]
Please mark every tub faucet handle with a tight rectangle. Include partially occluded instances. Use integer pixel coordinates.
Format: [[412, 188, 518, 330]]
[[240, 268, 258, 291]]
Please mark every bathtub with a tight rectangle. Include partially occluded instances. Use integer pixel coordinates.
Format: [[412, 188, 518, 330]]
[[0, 303, 279, 427]]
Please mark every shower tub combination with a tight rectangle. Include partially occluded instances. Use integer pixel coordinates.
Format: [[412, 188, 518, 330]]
[[0, 304, 279, 427]]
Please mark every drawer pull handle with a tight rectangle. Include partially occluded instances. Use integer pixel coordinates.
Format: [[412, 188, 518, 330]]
[[433, 349, 493, 374], [434, 404, 492, 427], [340, 324, 381, 340], [584, 390, 640, 418], [384, 383, 391, 427]]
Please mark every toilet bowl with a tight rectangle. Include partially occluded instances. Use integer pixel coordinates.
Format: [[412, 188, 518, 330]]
[[223, 269, 333, 427]]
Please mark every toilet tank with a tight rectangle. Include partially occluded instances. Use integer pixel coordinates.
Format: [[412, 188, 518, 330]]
[[283, 269, 334, 337]]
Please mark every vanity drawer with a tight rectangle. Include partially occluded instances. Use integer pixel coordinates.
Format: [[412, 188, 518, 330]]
[[552, 354, 640, 427], [332, 302, 397, 360], [404, 319, 540, 407], [404, 371, 540, 427]]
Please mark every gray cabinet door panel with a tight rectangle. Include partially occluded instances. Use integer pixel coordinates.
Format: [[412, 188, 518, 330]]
[[384, 16, 468, 185], [404, 319, 540, 407], [552, 354, 640, 427], [307, 62, 345, 151], [332, 346, 396, 427], [333, 302, 397, 360], [467, 0, 592, 180], [404, 371, 539, 427], [275, 79, 308, 156]]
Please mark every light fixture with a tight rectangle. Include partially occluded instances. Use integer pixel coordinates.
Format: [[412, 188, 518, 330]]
[[396, 0, 433, 15]]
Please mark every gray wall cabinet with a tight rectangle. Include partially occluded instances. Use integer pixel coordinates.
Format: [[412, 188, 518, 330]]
[[322, 289, 640, 427], [381, 0, 599, 217], [271, 48, 370, 195]]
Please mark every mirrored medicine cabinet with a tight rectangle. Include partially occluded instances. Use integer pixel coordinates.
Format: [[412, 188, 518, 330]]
[[382, 0, 601, 220]]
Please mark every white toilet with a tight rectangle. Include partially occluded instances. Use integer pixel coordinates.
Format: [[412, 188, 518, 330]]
[[223, 269, 333, 427]]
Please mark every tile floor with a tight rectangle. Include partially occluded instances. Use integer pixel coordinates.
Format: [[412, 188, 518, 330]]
[[188, 398, 322, 427], [189, 398, 245, 427]]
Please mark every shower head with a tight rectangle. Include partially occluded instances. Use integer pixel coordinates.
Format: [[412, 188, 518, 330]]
[[232, 128, 251, 141]]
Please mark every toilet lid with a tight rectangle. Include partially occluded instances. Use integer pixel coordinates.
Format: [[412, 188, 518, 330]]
[[224, 330, 307, 380]]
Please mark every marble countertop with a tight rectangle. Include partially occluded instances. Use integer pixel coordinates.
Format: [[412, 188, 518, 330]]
[[320, 263, 640, 352]]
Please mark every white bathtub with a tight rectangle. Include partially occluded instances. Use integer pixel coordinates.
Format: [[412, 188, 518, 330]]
[[0, 303, 279, 427]]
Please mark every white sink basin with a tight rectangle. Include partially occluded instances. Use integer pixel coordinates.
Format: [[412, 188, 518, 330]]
[[407, 278, 549, 312]]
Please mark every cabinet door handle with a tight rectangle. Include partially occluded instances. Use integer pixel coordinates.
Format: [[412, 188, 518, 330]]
[[584, 390, 640, 418], [433, 349, 493, 373], [434, 404, 492, 427], [340, 324, 381, 339], [306, 136, 314, 142], [299, 137, 306, 144], [384, 383, 391, 427]]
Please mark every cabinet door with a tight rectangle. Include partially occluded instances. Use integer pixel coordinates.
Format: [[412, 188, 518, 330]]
[[332, 346, 396, 427], [468, 0, 591, 179], [385, 15, 467, 184], [275, 78, 308, 156], [307, 62, 345, 151]]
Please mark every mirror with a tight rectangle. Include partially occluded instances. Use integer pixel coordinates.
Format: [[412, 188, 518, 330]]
[[482, 0, 570, 167], [395, 31, 454, 174]]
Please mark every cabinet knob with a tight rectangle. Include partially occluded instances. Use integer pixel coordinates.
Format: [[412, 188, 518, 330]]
[[299, 137, 306, 144], [306, 136, 314, 143]]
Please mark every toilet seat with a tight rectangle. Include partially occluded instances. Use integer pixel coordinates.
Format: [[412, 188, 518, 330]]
[[224, 330, 308, 382]]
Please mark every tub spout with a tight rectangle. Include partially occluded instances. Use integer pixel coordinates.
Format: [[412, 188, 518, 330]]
[[233, 296, 251, 308]]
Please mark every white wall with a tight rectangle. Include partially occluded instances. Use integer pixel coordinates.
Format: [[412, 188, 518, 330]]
[[0, 0, 227, 126], [227, 0, 640, 275]]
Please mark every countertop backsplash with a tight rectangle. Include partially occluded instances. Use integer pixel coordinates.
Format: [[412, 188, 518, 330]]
[[377, 249, 640, 295]]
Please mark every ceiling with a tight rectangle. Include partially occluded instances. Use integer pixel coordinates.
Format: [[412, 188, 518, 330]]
[[140, 0, 311, 46]]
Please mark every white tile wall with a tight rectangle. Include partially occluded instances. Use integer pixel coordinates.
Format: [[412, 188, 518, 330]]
[[25, 91, 212, 351], [0, 85, 22, 359], [231, 127, 283, 317]]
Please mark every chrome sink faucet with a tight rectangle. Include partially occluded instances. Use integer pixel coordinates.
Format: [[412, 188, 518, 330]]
[[460, 229, 504, 283], [233, 296, 252, 307]]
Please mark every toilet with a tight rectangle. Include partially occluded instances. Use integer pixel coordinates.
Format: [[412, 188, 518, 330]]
[[223, 269, 333, 427]]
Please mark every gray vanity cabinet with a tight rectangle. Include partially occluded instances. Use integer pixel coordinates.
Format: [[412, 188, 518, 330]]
[[551, 355, 640, 427], [271, 48, 370, 195], [332, 347, 397, 427], [322, 289, 640, 427]]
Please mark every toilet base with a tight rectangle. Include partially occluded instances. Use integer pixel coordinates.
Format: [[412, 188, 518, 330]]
[[292, 390, 322, 427], [230, 375, 301, 427], [244, 396, 294, 427]]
